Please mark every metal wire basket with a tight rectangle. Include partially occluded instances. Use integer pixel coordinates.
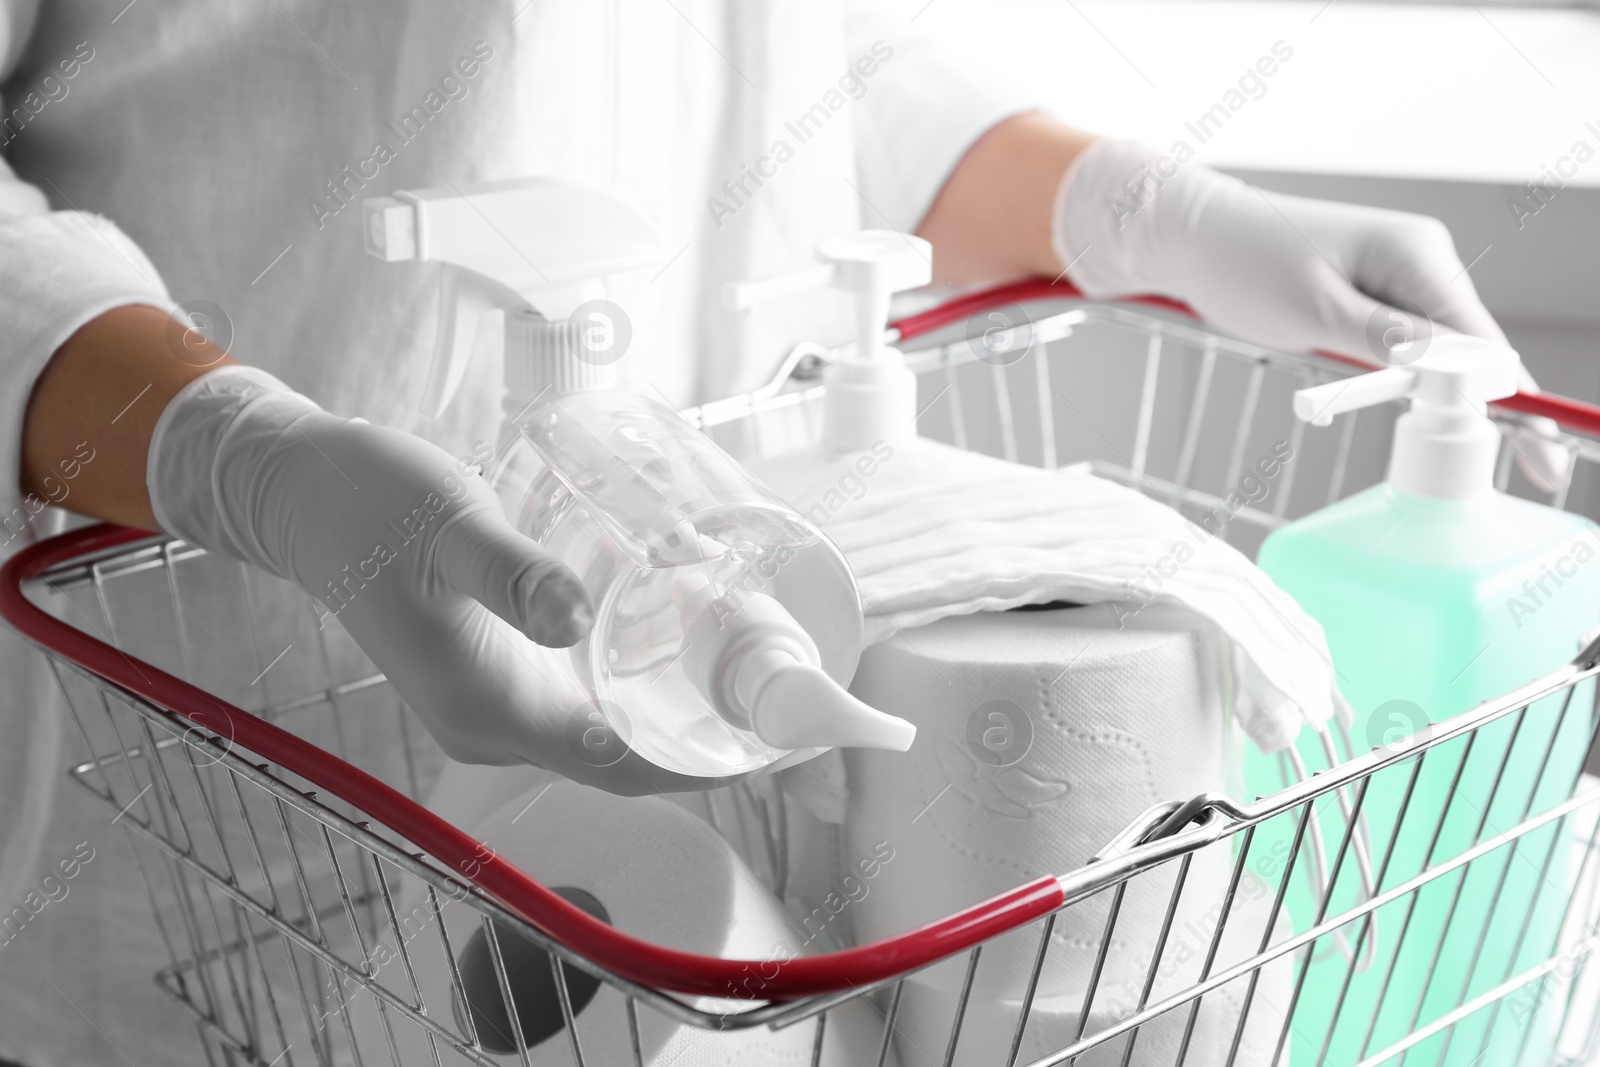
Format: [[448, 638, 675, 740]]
[[6, 282, 1600, 1067]]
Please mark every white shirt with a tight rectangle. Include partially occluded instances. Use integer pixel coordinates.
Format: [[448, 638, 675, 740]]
[[0, 1, 1029, 1061]]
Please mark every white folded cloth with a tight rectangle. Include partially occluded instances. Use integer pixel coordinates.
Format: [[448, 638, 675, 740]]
[[750, 437, 1347, 754]]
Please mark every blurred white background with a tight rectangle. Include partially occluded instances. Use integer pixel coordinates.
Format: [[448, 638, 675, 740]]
[[913, 0, 1600, 400]]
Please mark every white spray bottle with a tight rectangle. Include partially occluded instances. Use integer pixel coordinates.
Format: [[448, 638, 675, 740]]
[[363, 178, 914, 780]]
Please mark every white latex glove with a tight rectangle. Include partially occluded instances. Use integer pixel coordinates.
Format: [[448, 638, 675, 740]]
[[146, 366, 708, 792], [1506, 410, 1574, 495], [1055, 139, 1572, 493]]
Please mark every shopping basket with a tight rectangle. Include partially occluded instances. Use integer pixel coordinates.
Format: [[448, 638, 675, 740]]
[[6, 280, 1600, 1067]]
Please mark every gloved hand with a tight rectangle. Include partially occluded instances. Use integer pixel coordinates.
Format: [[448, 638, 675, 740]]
[[1055, 139, 1572, 493], [145, 366, 647, 784], [1507, 409, 1574, 495], [1054, 139, 1503, 357]]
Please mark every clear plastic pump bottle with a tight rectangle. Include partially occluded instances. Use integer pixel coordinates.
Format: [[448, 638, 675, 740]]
[[364, 177, 915, 779], [507, 389, 914, 777]]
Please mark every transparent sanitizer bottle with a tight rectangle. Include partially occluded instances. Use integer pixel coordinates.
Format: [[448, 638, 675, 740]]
[[1245, 337, 1599, 1067], [364, 178, 914, 779], [509, 389, 914, 775]]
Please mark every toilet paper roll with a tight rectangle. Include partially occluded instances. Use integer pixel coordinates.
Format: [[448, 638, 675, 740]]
[[345, 781, 887, 1066], [889, 875, 1293, 1067], [892, 965, 1288, 1067], [846, 603, 1235, 999]]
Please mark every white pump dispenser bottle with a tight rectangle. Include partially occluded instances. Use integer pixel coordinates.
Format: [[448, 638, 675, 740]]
[[1253, 335, 1598, 1067], [1291, 335, 1520, 500], [724, 231, 931, 453]]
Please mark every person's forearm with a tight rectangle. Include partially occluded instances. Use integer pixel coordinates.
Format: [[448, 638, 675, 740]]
[[915, 112, 1097, 286], [21, 117, 1086, 535], [21, 304, 233, 530]]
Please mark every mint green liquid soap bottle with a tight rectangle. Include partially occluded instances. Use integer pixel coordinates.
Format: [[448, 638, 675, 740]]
[[1244, 338, 1598, 1067]]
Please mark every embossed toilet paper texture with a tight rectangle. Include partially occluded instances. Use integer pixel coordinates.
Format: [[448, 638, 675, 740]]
[[843, 605, 1294, 1065], [844, 605, 1240, 998]]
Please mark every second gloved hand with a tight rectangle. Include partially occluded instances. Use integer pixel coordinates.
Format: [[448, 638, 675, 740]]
[[1054, 139, 1502, 361], [1054, 139, 1573, 493], [146, 366, 605, 773]]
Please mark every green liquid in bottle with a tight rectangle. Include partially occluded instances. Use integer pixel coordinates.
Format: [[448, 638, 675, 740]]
[[1247, 483, 1598, 1067]]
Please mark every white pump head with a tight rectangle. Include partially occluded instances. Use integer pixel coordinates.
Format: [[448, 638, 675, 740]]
[[724, 231, 932, 453], [1291, 334, 1521, 500], [677, 582, 916, 753], [364, 178, 664, 418]]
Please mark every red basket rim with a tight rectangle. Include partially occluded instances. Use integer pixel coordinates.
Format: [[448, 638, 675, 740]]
[[0, 522, 1063, 1001], [889, 278, 1600, 440], [7, 282, 1598, 1001]]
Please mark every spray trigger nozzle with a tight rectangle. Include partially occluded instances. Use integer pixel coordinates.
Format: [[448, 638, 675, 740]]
[[363, 178, 665, 418]]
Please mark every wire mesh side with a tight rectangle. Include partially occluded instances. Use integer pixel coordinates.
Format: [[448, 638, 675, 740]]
[[29, 543, 855, 1067], [54, 670, 772, 1067], [20, 299, 1600, 1067], [904, 659, 1600, 1067], [687, 303, 1600, 558], [28, 544, 1600, 1067]]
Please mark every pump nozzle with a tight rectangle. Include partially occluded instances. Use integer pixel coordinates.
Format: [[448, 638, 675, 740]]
[[678, 584, 916, 752], [723, 231, 933, 452], [742, 657, 917, 752], [1294, 367, 1418, 427], [1291, 334, 1522, 499]]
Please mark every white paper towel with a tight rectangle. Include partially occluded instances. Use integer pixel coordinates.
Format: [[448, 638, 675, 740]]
[[844, 603, 1250, 1000], [748, 436, 1345, 754], [345, 781, 888, 1066]]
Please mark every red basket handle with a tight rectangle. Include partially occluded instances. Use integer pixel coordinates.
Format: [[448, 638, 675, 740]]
[[0, 523, 1063, 1000], [890, 278, 1600, 441]]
